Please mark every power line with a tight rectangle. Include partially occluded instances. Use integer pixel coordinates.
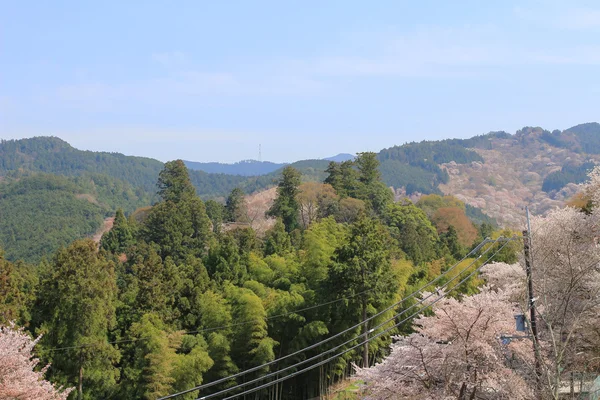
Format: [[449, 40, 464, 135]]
[[159, 237, 496, 399], [45, 288, 377, 353], [189, 238, 514, 400], [160, 236, 516, 399], [216, 239, 513, 400]]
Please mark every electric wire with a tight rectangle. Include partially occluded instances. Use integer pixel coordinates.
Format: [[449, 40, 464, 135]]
[[191, 237, 513, 400], [160, 236, 516, 399], [216, 238, 513, 400], [45, 288, 377, 352], [158, 237, 496, 399]]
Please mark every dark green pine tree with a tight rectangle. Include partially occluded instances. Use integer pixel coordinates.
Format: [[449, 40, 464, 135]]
[[355, 152, 393, 216], [34, 239, 120, 400], [100, 209, 134, 254], [339, 160, 360, 198], [157, 159, 197, 203], [356, 152, 380, 186], [142, 160, 211, 261], [263, 219, 292, 256], [326, 215, 398, 369], [384, 202, 439, 265], [324, 161, 343, 195], [440, 225, 465, 261], [205, 199, 225, 233], [225, 187, 247, 223], [266, 166, 301, 232]]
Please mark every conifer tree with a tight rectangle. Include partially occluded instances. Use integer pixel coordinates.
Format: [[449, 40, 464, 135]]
[[204, 200, 225, 233], [266, 166, 301, 232], [35, 239, 120, 400], [263, 219, 292, 256], [143, 160, 211, 261], [326, 215, 398, 368], [225, 187, 247, 223], [100, 209, 134, 254]]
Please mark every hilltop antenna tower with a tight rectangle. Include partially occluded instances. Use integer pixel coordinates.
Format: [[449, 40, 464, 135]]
[[259, 144, 262, 162]]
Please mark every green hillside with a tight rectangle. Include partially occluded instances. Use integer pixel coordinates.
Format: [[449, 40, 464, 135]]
[[0, 174, 104, 262], [0, 137, 273, 199], [0, 137, 163, 192]]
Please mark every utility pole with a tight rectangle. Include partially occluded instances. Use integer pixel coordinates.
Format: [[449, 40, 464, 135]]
[[361, 262, 369, 368], [524, 206, 541, 393]]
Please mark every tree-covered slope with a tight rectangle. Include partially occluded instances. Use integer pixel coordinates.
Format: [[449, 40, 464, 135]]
[[0, 175, 105, 262], [0, 137, 274, 199], [0, 172, 154, 262], [378, 141, 483, 194], [0, 137, 164, 193], [542, 162, 596, 193], [535, 122, 600, 154]]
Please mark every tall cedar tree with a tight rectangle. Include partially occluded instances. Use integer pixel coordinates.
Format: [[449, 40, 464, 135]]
[[35, 239, 120, 400], [0, 251, 36, 325], [143, 160, 211, 261], [326, 215, 398, 368], [204, 199, 225, 233], [355, 152, 393, 216], [100, 209, 134, 254], [225, 187, 247, 223], [266, 166, 301, 232]]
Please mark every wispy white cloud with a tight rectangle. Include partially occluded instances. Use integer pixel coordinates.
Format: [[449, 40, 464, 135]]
[[514, 4, 600, 31], [298, 23, 600, 79], [40, 16, 600, 112], [48, 61, 324, 111]]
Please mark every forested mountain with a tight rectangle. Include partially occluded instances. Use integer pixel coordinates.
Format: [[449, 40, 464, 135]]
[[184, 159, 286, 176], [0, 138, 327, 200], [323, 153, 355, 162], [184, 154, 354, 176], [0, 173, 152, 262], [0, 137, 163, 193], [3, 126, 600, 399], [1, 156, 519, 400], [1, 122, 600, 262]]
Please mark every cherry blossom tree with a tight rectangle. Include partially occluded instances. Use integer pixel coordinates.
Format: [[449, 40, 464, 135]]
[[0, 322, 73, 400], [529, 192, 600, 398], [356, 276, 534, 399]]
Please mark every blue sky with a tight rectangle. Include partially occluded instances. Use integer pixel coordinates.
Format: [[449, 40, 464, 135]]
[[2, 1, 600, 163]]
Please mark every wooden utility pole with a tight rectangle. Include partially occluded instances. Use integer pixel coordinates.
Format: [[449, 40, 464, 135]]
[[78, 351, 84, 400], [524, 207, 541, 392], [361, 262, 369, 368]]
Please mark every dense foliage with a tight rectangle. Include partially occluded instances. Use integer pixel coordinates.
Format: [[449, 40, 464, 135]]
[[359, 167, 600, 399], [0, 154, 515, 400], [0, 173, 152, 263]]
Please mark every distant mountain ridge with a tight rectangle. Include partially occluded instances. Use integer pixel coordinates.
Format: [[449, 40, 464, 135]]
[[323, 153, 355, 162], [184, 159, 286, 176], [1, 121, 600, 262], [184, 153, 355, 175]]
